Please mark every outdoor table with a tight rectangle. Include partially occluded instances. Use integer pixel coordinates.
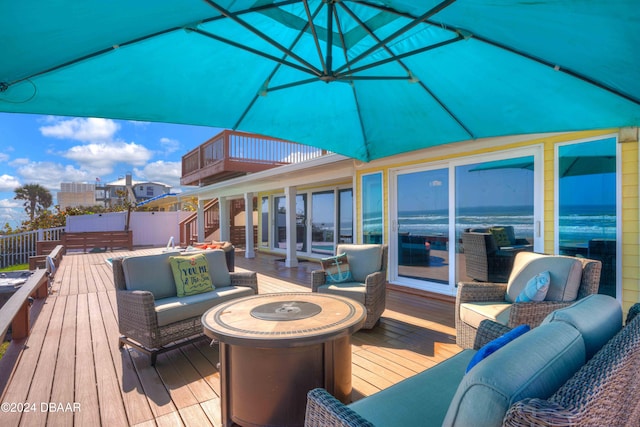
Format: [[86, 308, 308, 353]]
[[202, 292, 366, 427]]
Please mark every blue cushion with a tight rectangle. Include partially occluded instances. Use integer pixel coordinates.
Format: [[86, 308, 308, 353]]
[[542, 294, 622, 360], [466, 325, 530, 373], [443, 322, 586, 427], [321, 253, 353, 283], [349, 350, 476, 427], [515, 271, 550, 302]]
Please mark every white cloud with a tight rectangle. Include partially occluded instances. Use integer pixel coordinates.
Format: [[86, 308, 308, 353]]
[[134, 161, 181, 188], [0, 199, 21, 209], [159, 137, 180, 155], [40, 117, 120, 142], [63, 141, 153, 171], [15, 161, 91, 191], [0, 174, 20, 192], [0, 199, 26, 228], [9, 158, 29, 166], [0, 153, 9, 162]]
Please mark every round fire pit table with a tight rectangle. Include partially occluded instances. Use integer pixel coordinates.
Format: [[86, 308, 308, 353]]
[[202, 292, 366, 427]]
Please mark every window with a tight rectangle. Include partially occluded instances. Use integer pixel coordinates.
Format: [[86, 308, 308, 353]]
[[362, 173, 383, 244], [260, 196, 269, 247], [338, 189, 353, 243], [557, 137, 618, 298], [311, 191, 335, 254], [396, 168, 449, 284]]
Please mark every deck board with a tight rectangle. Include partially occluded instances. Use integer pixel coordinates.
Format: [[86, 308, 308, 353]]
[[74, 293, 102, 427], [1, 248, 460, 426]]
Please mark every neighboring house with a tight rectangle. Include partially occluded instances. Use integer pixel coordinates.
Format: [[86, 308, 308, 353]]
[[57, 182, 97, 209], [180, 128, 640, 315], [96, 173, 172, 207]]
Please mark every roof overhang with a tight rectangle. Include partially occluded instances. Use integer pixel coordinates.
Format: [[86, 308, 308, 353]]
[[180, 154, 354, 200]]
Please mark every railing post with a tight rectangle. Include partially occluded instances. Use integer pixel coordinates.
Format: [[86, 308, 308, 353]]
[[245, 192, 255, 258], [11, 300, 30, 340]]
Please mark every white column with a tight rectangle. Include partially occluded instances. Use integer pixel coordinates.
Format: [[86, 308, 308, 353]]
[[244, 192, 255, 258], [219, 196, 230, 242], [197, 199, 206, 242], [284, 186, 298, 267]]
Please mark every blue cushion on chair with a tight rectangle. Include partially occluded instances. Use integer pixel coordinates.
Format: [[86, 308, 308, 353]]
[[321, 253, 353, 283], [465, 324, 530, 373], [515, 271, 550, 302]]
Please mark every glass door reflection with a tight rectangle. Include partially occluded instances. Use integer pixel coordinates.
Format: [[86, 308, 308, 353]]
[[396, 168, 449, 284]]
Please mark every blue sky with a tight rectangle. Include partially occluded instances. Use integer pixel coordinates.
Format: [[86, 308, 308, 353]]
[[0, 112, 223, 227]]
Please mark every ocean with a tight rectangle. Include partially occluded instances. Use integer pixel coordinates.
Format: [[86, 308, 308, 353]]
[[364, 204, 616, 243]]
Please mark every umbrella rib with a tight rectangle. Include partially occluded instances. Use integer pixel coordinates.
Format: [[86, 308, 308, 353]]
[[303, 0, 328, 75], [191, 28, 318, 77], [338, 2, 474, 138], [232, 4, 324, 129], [1, 28, 183, 89], [333, 7, 371, 162], [338, 35, 462, 77], [333, 0, 457, 74], [202, 0, 322, 76], [0, 0, 300, 89], [463, 32, 640, 106]]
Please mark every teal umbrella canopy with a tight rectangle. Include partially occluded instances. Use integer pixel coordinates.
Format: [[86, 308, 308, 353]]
[[1, 1, 639, 161]]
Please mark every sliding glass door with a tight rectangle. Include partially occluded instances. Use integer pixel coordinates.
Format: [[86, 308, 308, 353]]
[[395, 168, 449, 285], [267, 187, 352, 255], [390, 148, 541, 294], [455, 156, 536, 283]]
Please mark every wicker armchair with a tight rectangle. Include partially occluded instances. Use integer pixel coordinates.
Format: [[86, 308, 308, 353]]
[[462, 227, 533, 282], [312, 244, 387, 329], [112, 255, 258, 364], [456, 252, 601, 349]]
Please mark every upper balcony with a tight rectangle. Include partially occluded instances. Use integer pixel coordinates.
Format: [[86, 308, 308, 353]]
[[181, 130, 327, 186]]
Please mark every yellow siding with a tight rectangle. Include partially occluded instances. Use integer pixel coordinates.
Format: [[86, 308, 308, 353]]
[[354, 129, 639, 308], [621, 139, 639, 312]]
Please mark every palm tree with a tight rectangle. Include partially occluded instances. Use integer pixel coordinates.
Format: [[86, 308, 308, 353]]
[[14, 183, 53, 222]]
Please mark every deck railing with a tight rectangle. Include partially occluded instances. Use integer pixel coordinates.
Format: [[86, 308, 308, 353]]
[[0, 227, 65, 268], [179, 199, 219, 246], [182, 130, 326, 178]]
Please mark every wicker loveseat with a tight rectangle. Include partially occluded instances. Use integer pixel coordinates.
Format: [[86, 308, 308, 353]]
[[305, 295, 640, 427], [112, 249, 258, 364]]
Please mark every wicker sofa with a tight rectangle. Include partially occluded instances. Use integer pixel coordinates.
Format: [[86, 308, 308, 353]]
[[112, 249, 257, 364], [305, 294, 640, 427]]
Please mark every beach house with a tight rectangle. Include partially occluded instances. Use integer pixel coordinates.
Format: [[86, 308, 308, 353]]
[[181, 127, 638, 312]]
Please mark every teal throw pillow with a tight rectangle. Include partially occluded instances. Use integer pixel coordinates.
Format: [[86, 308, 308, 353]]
[[321, 253, 353, 283], [515, 271, 550, 303], [466, 325, 530, 373]]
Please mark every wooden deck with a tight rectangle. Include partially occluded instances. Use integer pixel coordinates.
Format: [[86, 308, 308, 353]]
[[0, 248, 460, 427]]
